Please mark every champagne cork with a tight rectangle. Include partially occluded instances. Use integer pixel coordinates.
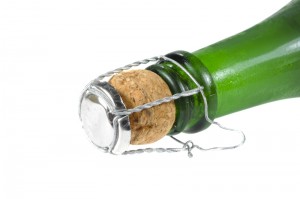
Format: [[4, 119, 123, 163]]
[[109, 69, 176, 145]]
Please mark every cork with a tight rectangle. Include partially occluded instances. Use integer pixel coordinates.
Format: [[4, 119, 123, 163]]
[[109, 69, 176, 145]]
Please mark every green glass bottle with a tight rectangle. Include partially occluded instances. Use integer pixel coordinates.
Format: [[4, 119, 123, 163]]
[[147, 0, 300, 135]]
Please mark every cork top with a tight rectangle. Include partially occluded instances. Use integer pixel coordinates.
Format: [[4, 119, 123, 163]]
[[109, 69, 176, 145]]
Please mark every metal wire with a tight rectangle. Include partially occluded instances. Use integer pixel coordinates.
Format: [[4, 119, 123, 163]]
[[81, 55, 246, 157], [112, 87, 202, 116], [118, 56, 246, 157], [97, 56, 161, 80]]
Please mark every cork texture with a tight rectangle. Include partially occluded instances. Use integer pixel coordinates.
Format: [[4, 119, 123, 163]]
[[109, 69, 175, 145]]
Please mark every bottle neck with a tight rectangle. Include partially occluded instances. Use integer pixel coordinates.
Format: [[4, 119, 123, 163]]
[[147, 51, 218, 135], [193, 0, 300, 117]]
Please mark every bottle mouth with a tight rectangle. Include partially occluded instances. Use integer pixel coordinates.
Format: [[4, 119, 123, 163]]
[[79, 81, 131, 154]]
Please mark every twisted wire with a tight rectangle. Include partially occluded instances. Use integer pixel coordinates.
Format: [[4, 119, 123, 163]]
[[119, 56, 246, 157], [123, 147, 184, 155], [97, 56, 161, 80], [80, 55, 246, 157], [112, 88, 202, 116]]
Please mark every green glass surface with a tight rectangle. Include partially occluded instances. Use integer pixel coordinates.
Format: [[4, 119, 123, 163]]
[[194, 0, 300, 117], [147, 0, 300, 135]]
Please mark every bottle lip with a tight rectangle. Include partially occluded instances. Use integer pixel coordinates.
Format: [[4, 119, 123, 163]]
[[79, 81, 131, 154]]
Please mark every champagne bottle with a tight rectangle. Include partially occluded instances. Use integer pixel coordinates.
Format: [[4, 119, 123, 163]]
[[80, 0, 300, 154], [147, 0, 300, 135]]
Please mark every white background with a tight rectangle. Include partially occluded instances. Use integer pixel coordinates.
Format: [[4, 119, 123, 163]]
[[1, 0, 300, 198]]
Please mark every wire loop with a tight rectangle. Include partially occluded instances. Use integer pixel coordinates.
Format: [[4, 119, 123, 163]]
[[82, 55, 246, 157]]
